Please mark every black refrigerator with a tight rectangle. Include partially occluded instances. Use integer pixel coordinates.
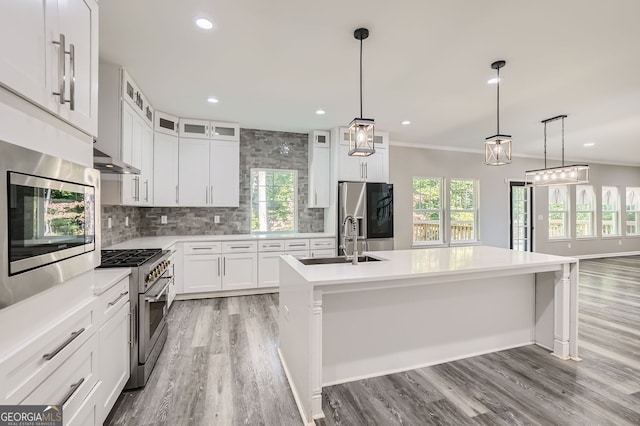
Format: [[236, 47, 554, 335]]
[[337, 181, 394, 256]]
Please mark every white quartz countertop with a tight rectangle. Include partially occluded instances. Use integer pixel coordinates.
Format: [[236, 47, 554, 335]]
[[106, 233, 336, 250], [93, 268, 131, 295], [282, 245, 578, 286]]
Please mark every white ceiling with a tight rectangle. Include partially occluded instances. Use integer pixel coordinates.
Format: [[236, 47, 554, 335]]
[[100, 0, 640, 166]]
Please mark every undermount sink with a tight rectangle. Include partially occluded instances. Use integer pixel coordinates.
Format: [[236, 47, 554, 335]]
[[297, 256, 384, 265]]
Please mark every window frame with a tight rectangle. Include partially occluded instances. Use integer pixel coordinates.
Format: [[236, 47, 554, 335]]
[[575, 185, 596, 239], [412, 177, 444, 245], [250, 168, 298, 234], [625, 187, 640, 236], [548, 185, 570, 240], [601, 186, 621, 237], [448, 178, 479, 244]]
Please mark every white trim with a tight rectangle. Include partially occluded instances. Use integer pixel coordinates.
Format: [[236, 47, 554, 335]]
[[321, 341, 535, 387], [174, 287, 276, 300], [575, 250, 640, 259], [277, 348, 316, 426]]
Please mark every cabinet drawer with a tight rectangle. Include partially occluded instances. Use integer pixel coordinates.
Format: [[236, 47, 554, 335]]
[[287, 250, 310, 259], [285, 239, 310, 251], [259, 240, 285, 252], [0, 300, 95, 404], [184, 242, 221, 254], [311, 238, 336, 249], [22, 332, 99, 423], [311, 249, 336, 258], [99, 277, 130, 325], [222, 241, 257, 253]]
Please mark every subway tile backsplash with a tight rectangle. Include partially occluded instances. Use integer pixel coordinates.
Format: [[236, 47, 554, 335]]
[[101, 129, 325, 247]]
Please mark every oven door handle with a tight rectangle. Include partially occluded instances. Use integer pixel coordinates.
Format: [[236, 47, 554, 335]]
[[145, 278, 171, 302]]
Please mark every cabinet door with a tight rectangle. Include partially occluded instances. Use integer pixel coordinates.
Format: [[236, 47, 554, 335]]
[[309, 146, 330, 207], [211, 122, 239, 141], [56, 0, 99, 136], [155, 111, 179, 136], [178, 138, 209, 206], [311, 249, 336, 258], [0, 0, 52, 110], [179, 118, 209, 139], [99, 302, 130, 424], [183, 254, 222, 293], [338, 145, 364, 182], [258, 252, 283, 288], [140, 125, 154, 205], [363, 151, 387, 182], [153, 132, 179, 206], [210, 140, 239, 207], [222, 253, 257, 290]]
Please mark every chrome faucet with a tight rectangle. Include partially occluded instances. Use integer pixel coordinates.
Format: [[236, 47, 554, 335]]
[[343, 215, 359, 265]]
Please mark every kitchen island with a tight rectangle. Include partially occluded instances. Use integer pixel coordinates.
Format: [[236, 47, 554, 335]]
[[278, 246, 579, 424]]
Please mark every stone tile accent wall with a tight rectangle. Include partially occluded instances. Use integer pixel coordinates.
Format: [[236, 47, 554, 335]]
[[101, 205, 142, 247], [100, 129, 324, 243]]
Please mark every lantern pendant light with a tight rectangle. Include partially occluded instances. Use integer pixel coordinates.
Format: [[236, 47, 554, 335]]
[[348, 27, 375, 157], [524, 115, 590, 186], [484, 60, 512, 165]]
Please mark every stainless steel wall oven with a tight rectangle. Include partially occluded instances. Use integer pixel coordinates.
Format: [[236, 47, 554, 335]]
[[0, 140, 100, 309]]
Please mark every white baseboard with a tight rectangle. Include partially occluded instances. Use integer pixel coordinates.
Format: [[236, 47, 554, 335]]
[[576, 250, 640, 260], [174, 287, 277, 301], [277, 348, 315, 426]]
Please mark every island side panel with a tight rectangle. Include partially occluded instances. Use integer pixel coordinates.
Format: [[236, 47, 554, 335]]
[[278, 259, 315, 425], [321, 274, 535, 386], [570, 261, 579, 359], [534, 271, 555, 351]]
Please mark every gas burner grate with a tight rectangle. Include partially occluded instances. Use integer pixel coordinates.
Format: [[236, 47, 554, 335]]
[[99, 249, 163, 267]]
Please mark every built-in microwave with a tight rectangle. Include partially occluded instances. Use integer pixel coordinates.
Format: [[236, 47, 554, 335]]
[[0, 140, 100, 309]]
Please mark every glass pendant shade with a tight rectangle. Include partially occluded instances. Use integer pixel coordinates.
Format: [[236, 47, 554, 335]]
[[484, 134, 512, 165], [348, 117, 375, 157], [525, 165, 589, 186]]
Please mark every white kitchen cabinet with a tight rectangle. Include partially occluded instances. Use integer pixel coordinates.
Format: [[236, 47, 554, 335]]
[[334, 127, 389, 183], [222, 253, 258, 290], [183, 254, 222, 293], [121, 70, 153, 128], [178, 138, 210, 206], [210, 140, 240, 207], [311, 248, 336, 257], [178, 137, 240, 207], [258, 252, 283, 288], [153, 133, 179, 206], [140, 125, 154, 205], [179, 118, 210, 139], [98, 302, 130, 424], [121, 102, 144, 205], [211, 121, 240, 141], [155, 111, 180, 136], [0, 0, 99, 136], [308, 131, 331, 208]]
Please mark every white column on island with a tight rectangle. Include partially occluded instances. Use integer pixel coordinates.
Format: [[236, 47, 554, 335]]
[[553, 265, 571, 359], [311, 292, 324, 420]]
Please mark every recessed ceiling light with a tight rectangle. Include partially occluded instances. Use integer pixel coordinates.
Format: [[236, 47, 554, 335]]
[[195, 17, 214, 30], [401, 120, 411, 125], [207, 97, 219, 103], [583, 142, 595, 147], [487, 77, 501, 85], [316, 109, 326, 115]]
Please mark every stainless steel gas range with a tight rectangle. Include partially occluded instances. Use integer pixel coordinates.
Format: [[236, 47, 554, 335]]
[[98, 249, 174, 389]]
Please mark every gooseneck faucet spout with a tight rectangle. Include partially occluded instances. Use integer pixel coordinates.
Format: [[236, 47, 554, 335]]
[[343, 215, 359, 265]]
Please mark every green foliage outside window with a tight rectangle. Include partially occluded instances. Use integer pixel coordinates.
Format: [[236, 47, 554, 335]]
[[251, 169, 297, 232]]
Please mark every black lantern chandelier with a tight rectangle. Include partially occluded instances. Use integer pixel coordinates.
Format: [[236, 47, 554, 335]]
[[484, 60, 512, 165], [524, 115, 589, 186], [348, 27, 375, 157]]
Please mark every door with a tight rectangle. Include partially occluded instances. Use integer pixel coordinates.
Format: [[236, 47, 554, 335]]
[[211, 122, 239, 141], [178, 138, 209, 206], [140, 125, 154, 205], [222, 253, 257, 290], [258, 252, 282, 288], [183, 254, 222, 293], [179, 118, 209, 139], [210, 140, 239, 207], [510, 181, 533, 251], [338, 182, 366, 256], [366, 183, 394, 239], [363, 152, 386, 182], [153, 132, 179, 206], [338, 145, 364, 181], [99, 302, 130, 423]]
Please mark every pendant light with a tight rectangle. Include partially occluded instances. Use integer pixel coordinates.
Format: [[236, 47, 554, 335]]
[[348, 27, 375, 157], [484, 60, 512, 165], [524, 115, 589, 186]]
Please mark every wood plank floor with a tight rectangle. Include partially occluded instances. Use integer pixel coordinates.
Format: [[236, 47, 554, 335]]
[[106, 256, 640, 426]]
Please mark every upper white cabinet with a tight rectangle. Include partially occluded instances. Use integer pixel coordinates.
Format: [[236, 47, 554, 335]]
[[154, 111, 179, 136], [308, 130, 331, 208], [211, 122, 240, 141], [0, 0, 99, 136], [121, 70, 154, 128], [179, 118, 210, 139], [153, 132, 179, 206], [178, 137, 240, 207], [178, 119, 240, 142], [333, 127, 389, 183]]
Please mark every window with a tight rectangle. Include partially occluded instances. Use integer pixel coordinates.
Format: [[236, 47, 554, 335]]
[[602, 186, 620, 236], [412, 177, 443, 244], [548, 185, 569, 239], [449, 179, 478, 242], [626, 187, 640, 235], [576, 185, 595, 238], [250, 169, 297, 233]]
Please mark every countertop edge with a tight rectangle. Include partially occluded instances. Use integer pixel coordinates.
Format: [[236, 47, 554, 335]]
[[94, 268, 132, 295]]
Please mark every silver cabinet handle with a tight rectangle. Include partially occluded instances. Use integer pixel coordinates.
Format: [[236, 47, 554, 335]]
[[264, 244, 281, 248], [314, 190, 318, 205], [175, 185, 179, 204], [144, 180, 149, 202], [360, 163, 363, 179], [128, 312, 133, 346], [43, 328, 85, 361], [68, 43, 75, 110], [223, 257, 226, 276], [108, 291, 128, 306], [131, 176, 136, 199], [230, 245, 251, 249], [58, 377, 85, 407], [210, 186, 213, 204], [135, 177, 141, 201], [288, 243, 306, 247], [192, 247, 213, 250], [52, 33, 67, 105], [366, 163, 368, 179], [217, 257, 221, 276], [205, 186, 209, 204]]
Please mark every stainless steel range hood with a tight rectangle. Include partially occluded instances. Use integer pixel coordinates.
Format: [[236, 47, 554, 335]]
[[93, 148, 140, 174]]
